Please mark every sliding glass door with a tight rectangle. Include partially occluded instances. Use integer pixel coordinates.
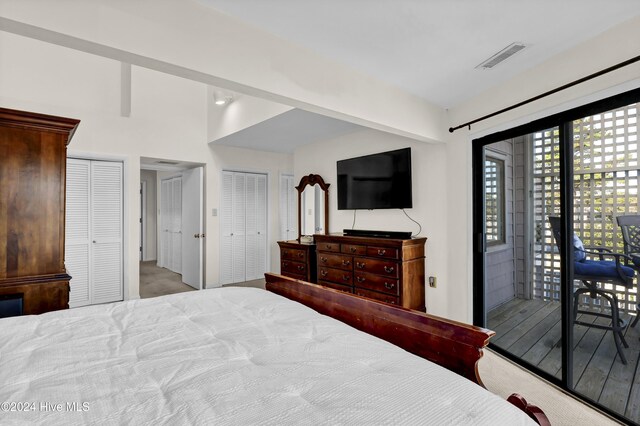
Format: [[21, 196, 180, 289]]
[[473, 88, 640, 424]]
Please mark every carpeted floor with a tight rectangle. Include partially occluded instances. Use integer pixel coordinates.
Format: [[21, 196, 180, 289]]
[[479, 349, 621, 425], [139, 261, 197, 299]]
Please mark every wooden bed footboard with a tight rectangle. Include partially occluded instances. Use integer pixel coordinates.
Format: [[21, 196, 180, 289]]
[[265, 273, 493, 386]]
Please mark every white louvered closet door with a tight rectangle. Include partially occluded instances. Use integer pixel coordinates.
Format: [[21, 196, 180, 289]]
[[254, 174, 267, 279], [65, 159, 91, 308], [220, 171, 268, 284], [232, 173, 247, 283], [220, 172, 234, 285], [160, 179, 171, 268], [90, 161, 123, 304], [279, 174, 297, 240], [171, 178, 182, 274]]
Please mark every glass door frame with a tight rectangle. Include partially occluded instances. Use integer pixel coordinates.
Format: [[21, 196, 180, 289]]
[[472, 87, 640, 423]]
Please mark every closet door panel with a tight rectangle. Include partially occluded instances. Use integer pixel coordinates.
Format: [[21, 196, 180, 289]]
[[90, 161, 123, 304], [65, 159, 91, 307], [160, 179, 170, 268], [245, 174, 257, 280], [171, 178, 182, 274], [287, 176, 297, 240], [220, 172, 233, 285], [232, 173, 246, 283], [256, 174, 267, 278]]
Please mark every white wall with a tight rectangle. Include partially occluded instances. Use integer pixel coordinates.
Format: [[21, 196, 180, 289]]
[[294, 129, 448, 315], [444, 15, 640, 322], [140, 170, 157, 261], [0, 32, 211, 300]]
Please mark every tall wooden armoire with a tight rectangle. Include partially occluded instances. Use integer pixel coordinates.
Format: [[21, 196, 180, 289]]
[[0, 107, 80, 316]]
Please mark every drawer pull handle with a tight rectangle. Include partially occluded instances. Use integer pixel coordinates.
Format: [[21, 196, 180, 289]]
[[343, 275, 350, 281], [384, 282, 395, 289], [342, 260, 351, 266], [320, 257, 328, 263], [356, 262, 365, 269], [283, 262, 288, 267], [356, 276, 366, 283], [389, 300, 396, 305], [326, 244, 332, 250], [377, 249, 386, 256], [320, 270, 328, 277], [298, 252, 304, 258], [283, 250, 288, 255], [384, 266, 394, 273], [350, 247, 357, 253], [297, 265, 304, 271]]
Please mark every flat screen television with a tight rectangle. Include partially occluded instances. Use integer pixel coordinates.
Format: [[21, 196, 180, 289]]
[[337, 148, 412, 210]]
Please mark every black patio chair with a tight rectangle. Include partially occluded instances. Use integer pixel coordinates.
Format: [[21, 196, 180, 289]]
[[616, 215, 640, 327], [549, 216, 634, 364]]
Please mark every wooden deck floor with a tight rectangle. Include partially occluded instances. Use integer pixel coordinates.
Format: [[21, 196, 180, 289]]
[[488, 298, 640, 423]]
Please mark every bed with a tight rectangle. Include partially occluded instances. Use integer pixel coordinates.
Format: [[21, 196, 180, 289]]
[[0, 273, 548, 425]]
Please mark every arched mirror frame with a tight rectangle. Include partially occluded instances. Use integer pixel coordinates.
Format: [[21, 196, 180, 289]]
[[296, 174, 330, 242]]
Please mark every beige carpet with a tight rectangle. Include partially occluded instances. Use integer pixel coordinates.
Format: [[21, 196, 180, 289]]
[[139, 261, 196, 299], [479, 349, 621, 425], [222, 278, 266, 290]]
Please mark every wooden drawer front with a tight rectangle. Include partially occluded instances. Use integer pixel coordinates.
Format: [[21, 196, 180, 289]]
[[354, 272, 399, 296], [317, 253, 353, 271], [366, 246, 399, 260], [281, 248, 306, 262], [282, 260, 307, 275], [318, 267, 353, 285], [354, 257, 399, 278], [341, 244, 367, 256], [318, 242, 340, 253], [319, 280, 353, 293], [354, 288, 399, 306]]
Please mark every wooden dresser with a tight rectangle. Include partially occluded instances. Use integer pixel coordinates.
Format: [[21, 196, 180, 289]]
[[0, 108, 79, 316], [277, 241, 317, 283], [314, 234, 426, 311]]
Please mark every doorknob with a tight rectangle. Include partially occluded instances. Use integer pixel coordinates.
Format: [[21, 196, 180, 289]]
[[194, 234, 199, 238], [200, 234, 205, 238]]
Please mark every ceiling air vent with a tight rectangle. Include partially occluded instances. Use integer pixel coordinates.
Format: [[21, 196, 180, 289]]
[[155, 160, 179, 165], [476, 42, 527, 70]]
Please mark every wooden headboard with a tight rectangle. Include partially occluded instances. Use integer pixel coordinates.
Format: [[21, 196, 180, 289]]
[[265, 273, 494, 386]]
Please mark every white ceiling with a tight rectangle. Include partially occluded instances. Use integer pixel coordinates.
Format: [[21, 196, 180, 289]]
[[212, 109, 363, 153], [198, 0, 640, 108]]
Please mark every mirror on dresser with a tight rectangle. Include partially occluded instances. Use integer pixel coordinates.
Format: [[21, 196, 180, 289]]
[[297, 174, 330, 241], [277, 174, 330, 284]]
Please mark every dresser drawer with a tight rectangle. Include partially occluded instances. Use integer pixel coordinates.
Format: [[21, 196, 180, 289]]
[[281, 260, 307, 275], [318, 267, 353, 285], [354, 272, 399, 296], [317, 253, 353, 271], [354, 257, 399, 278], [319, 280, 353, 293], [354, 288, 399, 306], [317, 242, 340, 253], [341, 244, 367, 256], [366, 246, 399, 260], [281, 248, 307, 262]]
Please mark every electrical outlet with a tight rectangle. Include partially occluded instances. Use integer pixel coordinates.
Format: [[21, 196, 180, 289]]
[[428, 276, 437, 288]]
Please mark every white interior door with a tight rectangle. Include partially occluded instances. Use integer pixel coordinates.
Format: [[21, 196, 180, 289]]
[[91, 160, 123, 304], [220, 171, 268, 284], [160, 179, 171, 268], [181, 167, 203, 289], [171, 177, 182, 274], [66, 158, 91, 308], [232, 172, 247, 283], [220, 171, 233, 285]]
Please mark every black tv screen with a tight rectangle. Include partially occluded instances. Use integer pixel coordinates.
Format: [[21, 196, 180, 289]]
[[337, 148, 412, 210]]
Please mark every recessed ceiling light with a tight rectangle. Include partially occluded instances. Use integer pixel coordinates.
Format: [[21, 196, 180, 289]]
[[213, 90, 234, 106]]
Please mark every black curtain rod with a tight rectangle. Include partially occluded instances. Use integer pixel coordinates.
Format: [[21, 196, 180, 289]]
[[449, 54, 640, 133]]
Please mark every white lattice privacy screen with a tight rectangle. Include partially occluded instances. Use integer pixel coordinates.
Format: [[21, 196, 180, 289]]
[[533, 102, 639, 314]]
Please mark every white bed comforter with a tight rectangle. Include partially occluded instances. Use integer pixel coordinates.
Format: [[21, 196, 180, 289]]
[[0, 288, 534, 425]]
